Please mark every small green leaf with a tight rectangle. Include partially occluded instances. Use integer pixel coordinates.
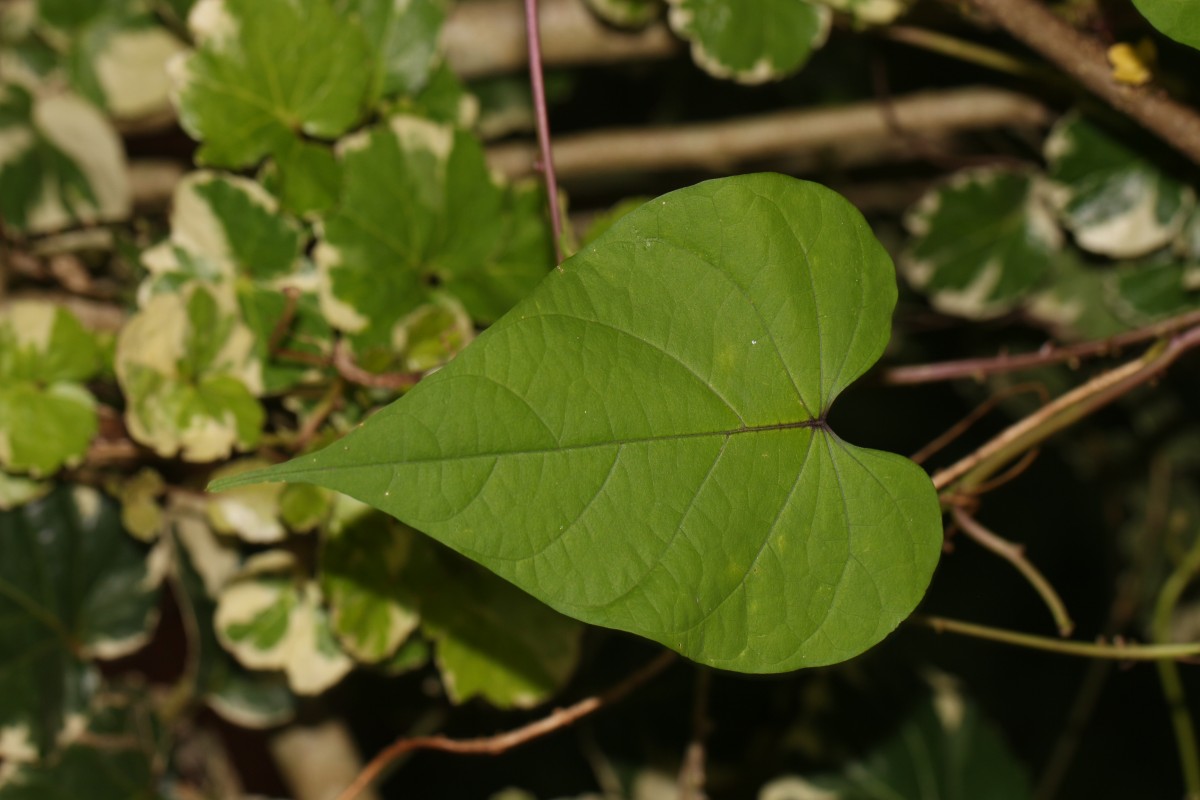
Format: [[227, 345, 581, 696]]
[[260, 137, 341, 217], [902, 168, 1062, 319], [215, 551, 353, 695], [211, 174, 943, 673], [115, 283, 264, 462], [393, 295, 474, 372], [0, 84, 130, 234], [206, 458, 289, 543], [666, 0, 830, 84], [1025, 251, 1128, 340], [0, 487, 160, 756], [1045, 112, 1194, 259], [0, 740, 161, 800], [1108, 259, 1200, 324], [0, 302, 101, 476], [173, 0, 374, 167], [316, 115, 553, 346], [113, 468, 166, 542], [1132, 0, 1200, 51]]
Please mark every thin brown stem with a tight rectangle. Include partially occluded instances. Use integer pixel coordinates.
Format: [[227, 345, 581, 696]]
[[934, 326, 1200, 494], [952, 508, 1074, 636], [914, 615, 1200, 660], [330, 340, 421, 391], [910, 382, 1047, 465], [524, 0, 565, 265], [677, 669, 712, 800], [334, 652, 676, 800], [958, 0, 1200, 165], [1152, 531, 1200, 797], [884, 308, 1200, 386]]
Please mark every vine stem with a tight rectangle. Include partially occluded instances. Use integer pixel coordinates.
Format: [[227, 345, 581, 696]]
[[957, 0, 1200, 165], [934, 325, 1200, 494], [914, 615, 1200, 661], [879, 25, 1063, 86], [333, 652, 676, 800], [884, 308, 1200, 386], [952, 509, 1074, 636], [1152, 532, 1200, 797], [523, 0, 565, 266]]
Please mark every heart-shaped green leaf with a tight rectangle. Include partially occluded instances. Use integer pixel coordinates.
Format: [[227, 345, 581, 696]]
[[212, 174, 942, 673], [1132, 0, 1200, 52]]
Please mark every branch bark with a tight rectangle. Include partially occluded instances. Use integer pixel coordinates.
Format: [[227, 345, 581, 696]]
[[961, 0, 1200, 165], [488, 86, 1050, 179]]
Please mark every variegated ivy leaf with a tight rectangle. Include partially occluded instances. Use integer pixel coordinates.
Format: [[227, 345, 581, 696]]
[[35, 0, 186, 121], [0, 486, 161, 757], [0, 83, 130, 234], [392, 295, 474, 372], [583, 0, 662, 28], [408, 540, 583, 709], [321, 497, 421, 663], [0, 471, 50, 511], [206, 459, 290, 544], [173, 0, 374, 168], [338, 0, 445, 99], [173, 517, 296, 728], [0, 301, 101, 476], [215, 551, 353, 696], [1107, 260, 1200, 325], [403, 62, 479, 130], [666, 0, 831, 84], [1045, 112, 1194, 259], [1025, 252, 1127, 340], [902, 168, 1062, 319], [115, 283, 264, 462], [113, 467, 166, 542], [140, 171, 329, 392], [316, 115, 554, 350]]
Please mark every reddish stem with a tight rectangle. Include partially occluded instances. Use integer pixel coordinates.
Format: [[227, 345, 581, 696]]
[[524, 0, 565, 266]]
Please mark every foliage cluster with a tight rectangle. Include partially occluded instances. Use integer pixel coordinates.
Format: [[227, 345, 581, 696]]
[[2, 0, 1200, 797]]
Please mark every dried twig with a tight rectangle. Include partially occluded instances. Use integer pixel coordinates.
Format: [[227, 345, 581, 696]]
[[334, 652, 676, 800]]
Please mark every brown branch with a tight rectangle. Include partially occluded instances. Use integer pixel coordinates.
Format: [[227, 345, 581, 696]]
[[884, 308, 1200, 386], [329, 340, 422, 391], [952, 508, 1074, 636], [910, 381, 1048, 465], [335, 651, 677, 800], [960, 0, 1200, 165], [487, 87, 1049, 179]]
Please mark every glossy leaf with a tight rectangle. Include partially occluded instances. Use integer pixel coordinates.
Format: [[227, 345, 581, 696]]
[[1108, 260, 1200, 324], [172, 0, 374, 168], [666, 0, 830, 84], [0, 302, 101, 476], [212, 174, 943, 673], [1132, 0, 1200, 51], [0, 84, 129, 234], [315, 115, 553, 348], [1045, 113, 1194, 259], [902, 168, 1062, 319], [0, 487, 160, 756], [339, 0, 445, 99]]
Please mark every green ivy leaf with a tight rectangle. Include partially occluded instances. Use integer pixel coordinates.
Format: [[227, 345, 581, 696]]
[[1132, 0, 1200, 51], [115, 283, 264, 462], [1025, 251, 1128, 340], [338, 0, 445, 99], [0, 83, 130, 234], [902, 168, 1062, 319], [761, 682, 1031, 799], [259, 137, 341, 217], [211, 174, 943, 673], [1108, 260, 1200, 324], [0, 739, 160, 800], [316, 115, 553, 348], [215, 551, 353, 695], [666, 0, 830, 84], [1045, 112, 1194, 259], [172, 0, 374, 168], [0, 302, 101, 476], [0, 487, 161, 757]]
